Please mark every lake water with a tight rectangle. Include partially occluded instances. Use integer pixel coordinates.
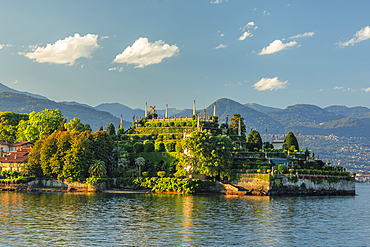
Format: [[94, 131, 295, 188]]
[[1, 184, 369, 246]]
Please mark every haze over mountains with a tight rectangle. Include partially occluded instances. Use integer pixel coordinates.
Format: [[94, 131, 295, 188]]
[[1, 82, 370, 138]]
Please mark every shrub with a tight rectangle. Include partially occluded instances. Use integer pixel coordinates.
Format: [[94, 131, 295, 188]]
[[164, 141, 176, 152], [155, 142, 166, 152], [157, 171, 166, 178], [175, 141, 183, 153], [143, 141, 155, 152], [133, 142, 144, 153], [124, 143, 134, 153]]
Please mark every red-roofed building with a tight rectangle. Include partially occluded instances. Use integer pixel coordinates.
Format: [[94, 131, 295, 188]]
[[0, 141, 33, 172]]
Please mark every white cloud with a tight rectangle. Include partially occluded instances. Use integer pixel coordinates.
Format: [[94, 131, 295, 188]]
[[210, 0, 228, 4], [100, 36, 110, 40], [253, 77, 288, 91], [289, 32, 314, 39], [0, 43, 12, 49], [214, 44, 227, 49], [118, 67, 124, 72], [338, 26, 370, 47], [217, 31, 225, 37], [108, 67, 117, 71], [20, 33, 100, 65], [112, 37, 179, 68], [263, 10, 270, 15], [333, 86, 355, 91], [81, 64, 84, 68], [12, 80, 18, 84], [363, 87, 370, 92], [237, 31, 253, 41], [241, 22, 257, 31], [259, 39, 298, 55]]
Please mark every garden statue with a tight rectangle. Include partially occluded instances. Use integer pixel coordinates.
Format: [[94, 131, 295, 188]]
[[149, 106, 157, 114]]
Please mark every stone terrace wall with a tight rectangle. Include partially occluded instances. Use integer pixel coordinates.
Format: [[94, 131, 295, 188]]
[[269, 176, 355, 196]]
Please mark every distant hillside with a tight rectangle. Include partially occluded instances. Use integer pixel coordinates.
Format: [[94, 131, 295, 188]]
[[95, 103, 144, 121], [267, 104, 344, 127], [0, 82, 48, 100], [325, 105, 370, 118], [94, 102, 184, 120], [286, 117, 370, 138], [0, 92, 130, 131], [204, 98, 284, 133], [60, 101, 92, 108], [244, 103, 280, 113]]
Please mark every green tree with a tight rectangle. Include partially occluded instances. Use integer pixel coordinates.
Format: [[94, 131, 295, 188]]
[[16, 109, 65, 143], [143, 140, 154, 152], [0, 112, 28, 143], [134, 142, 144, 153], [182, 130, 233, 180], [64, 118, 91, 133], [107, 123, 116, 136], [246, 130, 262, 150], [284, 132, 299, 151], [88, 160, 107, 177], [155, 141, 165, 152], [228, 113, 246, 139]]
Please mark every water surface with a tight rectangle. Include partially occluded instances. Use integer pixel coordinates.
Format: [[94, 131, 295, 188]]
[[1, 184, 369, 246]]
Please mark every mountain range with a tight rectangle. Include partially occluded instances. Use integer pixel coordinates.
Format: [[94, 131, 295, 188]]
[[1, 82, 370, 138]]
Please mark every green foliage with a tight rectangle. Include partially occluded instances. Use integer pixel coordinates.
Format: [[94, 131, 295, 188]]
[[229, 113, 246, 139], [133, 142, 144, 153], [107, 123, 116, 136], [0, 112, 28, 143], [246, 130, 262, 150], [64, 118, 91, 133], [0, 171, 36, 184], [131, 177, 214, 193], [16, 109, 64, 143], [182, 130, 233, 180], [89, 160, 107, 177], [85, 176, 101, 186], [28, 130, 114, 182], [157, 171, 166, 178], [124, 142, 134, 153], [275, 164, 288, 174], [164, 141, 176, 152], [284, 132, 299, 151], [175, 141, 183, 153], [143, 140, 154, 152], [155, 141, 165, 152]]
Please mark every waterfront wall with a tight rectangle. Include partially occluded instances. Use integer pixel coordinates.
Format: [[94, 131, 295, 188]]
[[270, 175, 355, 196], [26, 178, 106, 192], [221, 174, 355, 196]]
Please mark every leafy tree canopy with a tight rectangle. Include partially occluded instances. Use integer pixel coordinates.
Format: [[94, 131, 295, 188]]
[[246, 130, 262, 150], [181, 130, 233, 180], [228, 113, 246, 139], [284, 131, 299, 151], [28, 130, 114, 181], [64, 118, 92, 133], [16, 109, 64, 143], [0, 112, 28, 143]]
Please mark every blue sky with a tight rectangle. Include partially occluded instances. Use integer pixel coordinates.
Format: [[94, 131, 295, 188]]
[[0, 0, 369, 110]]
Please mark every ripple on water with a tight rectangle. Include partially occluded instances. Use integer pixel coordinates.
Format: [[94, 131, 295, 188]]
[[0, 185, 369, 246]]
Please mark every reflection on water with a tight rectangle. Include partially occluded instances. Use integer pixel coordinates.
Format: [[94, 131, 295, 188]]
[[0, 185, 369, 246]]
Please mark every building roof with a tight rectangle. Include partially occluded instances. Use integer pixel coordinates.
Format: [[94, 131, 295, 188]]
[[0, 155, 28, 163], [10, 141, 33, 147]]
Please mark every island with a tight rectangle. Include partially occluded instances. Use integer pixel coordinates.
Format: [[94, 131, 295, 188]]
[[0, 106, 355, 196]]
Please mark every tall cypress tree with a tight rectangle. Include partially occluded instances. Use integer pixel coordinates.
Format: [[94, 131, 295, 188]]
[[284, 132, 299, 151]]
